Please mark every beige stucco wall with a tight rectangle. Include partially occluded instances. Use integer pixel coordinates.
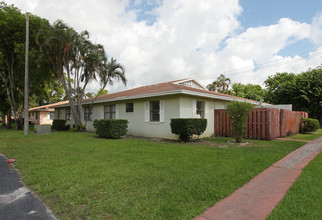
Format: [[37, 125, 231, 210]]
[[84, 95, 180, 139], [178, 95, 216, 138], [30, 111, 53, 125], [30, 111, 39, 125], [54, 95, 231, 139]]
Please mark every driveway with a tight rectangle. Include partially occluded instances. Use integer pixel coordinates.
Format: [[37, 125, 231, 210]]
[[0, 154, 56, 220]]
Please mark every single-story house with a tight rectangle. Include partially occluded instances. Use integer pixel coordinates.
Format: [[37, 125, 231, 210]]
[[29, 101, 68, 125], [54, 79, 260, 139]]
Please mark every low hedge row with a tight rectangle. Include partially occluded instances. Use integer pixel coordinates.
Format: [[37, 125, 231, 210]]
[[300, 118, 319, 133], [93, 119, 128, 139], [51, 119, 67, 131], [170, 118, 207, 142]]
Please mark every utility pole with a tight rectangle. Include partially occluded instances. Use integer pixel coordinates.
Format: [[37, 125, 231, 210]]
[[24, 13, 29, 135]]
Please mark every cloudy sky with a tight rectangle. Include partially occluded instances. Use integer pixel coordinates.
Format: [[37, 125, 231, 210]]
[[7, 0, 322, 93]]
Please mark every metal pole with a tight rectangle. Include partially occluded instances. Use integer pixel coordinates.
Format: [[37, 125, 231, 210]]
[[24, 13, 29, 135]]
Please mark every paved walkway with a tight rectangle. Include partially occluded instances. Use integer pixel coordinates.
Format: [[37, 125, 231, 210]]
[[0, 154, 56, 220], [195, 136, 322, 220]]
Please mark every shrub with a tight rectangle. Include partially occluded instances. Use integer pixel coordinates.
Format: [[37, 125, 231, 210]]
[[71, 127, 78, 132], [226, 101, 254, 143], [52, 119, 67, 131], [300, 118, 319, 133], [93, 119, 128, 139], [170, 118, 207, 142]]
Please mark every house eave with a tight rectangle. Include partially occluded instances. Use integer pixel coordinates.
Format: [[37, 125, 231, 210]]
[[55, 89, 258, 108]]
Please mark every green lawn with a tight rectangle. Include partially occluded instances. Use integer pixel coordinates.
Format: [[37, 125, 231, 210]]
[[0, 127, 305, 219], [287, 129, 322, 141], [267, 151, 322, 219]]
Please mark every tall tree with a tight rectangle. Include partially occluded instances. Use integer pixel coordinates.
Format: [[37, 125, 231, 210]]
[[232, 83, 266, 101], [46, 21, 126, 130], [216, 74, 231, 93], [207, 74, 231, 94], [0, 2, 52, 129], [264, 67, 322, 123], [95, 89, 108, 97]]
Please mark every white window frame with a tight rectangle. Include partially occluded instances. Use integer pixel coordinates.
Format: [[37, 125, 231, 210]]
[[193, 100, 208, 119], [65, 108, 71, 120], [145, 100, 164, 123], [104, 104, 116, 119], [84, 106, 93, 121]]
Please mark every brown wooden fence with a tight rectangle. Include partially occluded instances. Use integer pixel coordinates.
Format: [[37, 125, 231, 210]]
[[214, 108, 305, 140]]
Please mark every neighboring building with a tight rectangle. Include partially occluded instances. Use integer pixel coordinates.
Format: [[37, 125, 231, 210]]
[[54, 79, 260, 139], [29, 101, 68, 125]]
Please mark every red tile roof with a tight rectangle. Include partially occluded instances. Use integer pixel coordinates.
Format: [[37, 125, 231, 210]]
[[49, 79, 259, 108], [29, 101, 69, 111]]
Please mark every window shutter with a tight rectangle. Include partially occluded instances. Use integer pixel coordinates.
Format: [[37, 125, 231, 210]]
[[115, 104, 119, 119], [145, 101, 149, 122], [160, 100, 165, 122], [205, 101, 209, 119], [192, 100, 197, 118]]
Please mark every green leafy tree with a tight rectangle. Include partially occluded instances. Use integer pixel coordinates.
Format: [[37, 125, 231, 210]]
[[264, 67, 322, 124], [232, 83, 266, 101], [264, 72, 296, 105], [226, 101, 253, 143], [0, 3, 52, 129], [95, 88, 108, 97]]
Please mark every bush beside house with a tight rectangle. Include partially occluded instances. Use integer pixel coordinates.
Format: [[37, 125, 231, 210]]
[[226, 101, 254, 143], [52, 119, 67, 131], [300, 118, 319, 133], [170, 118, 207, 142], [93, 119, 128, 139]]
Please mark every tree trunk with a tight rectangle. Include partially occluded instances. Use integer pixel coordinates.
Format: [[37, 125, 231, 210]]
[[2, 111, 6, 127], [16, 117, 23, 130], [7, 109, 12, 129]]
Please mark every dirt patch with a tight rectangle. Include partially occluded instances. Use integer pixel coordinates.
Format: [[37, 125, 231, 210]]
[[228, 140, 249, 147]]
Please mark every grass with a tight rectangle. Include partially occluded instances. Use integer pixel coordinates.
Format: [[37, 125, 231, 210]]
[[267, 152, 322, 219], [0, 127, 306, 219], [287, 129, 322, 141]]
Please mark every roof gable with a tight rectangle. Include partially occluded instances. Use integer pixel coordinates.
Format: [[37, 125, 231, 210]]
[[52, 79, 259, 108]]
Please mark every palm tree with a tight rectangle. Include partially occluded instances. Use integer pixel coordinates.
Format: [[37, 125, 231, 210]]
[[207, 74, 231, 93], [216, 74, 231, 93], [46, 20, 126, 130], [207, 81, 219, 92], [86, 57, 126, 110]]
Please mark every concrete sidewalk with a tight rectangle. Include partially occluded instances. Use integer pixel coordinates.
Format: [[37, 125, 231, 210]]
[[195, 136, 322, 220], [0, 154, 56, 220]]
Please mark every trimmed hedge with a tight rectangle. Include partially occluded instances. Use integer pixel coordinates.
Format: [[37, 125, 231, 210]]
[[93, 119, 128, 139], [226, 101, 253, 143], [170, 118, 207, 142], [52, 119, 67, 131], [300, 118, 319, 133]]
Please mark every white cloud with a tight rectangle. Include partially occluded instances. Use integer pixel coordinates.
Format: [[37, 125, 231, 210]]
[[6, 0, 322, 93], [310, 12, 322, 45]]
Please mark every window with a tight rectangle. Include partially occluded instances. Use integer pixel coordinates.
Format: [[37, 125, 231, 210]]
[[84, 107, 93, 121], [36, 112, 38, 120], [57, 109, 60, 119], [50, 112, 55, 120], [126, 103, 134, 113], [196, 101, 205, 118], [104, 105, 116, 119], [66, 108, 71, 120], [150, 101, 160, 122]]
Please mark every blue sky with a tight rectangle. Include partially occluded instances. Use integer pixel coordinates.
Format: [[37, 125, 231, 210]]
[[130, 0, 322, 57], [6, 0, 322, 92], [240, 0, 321, 57]]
